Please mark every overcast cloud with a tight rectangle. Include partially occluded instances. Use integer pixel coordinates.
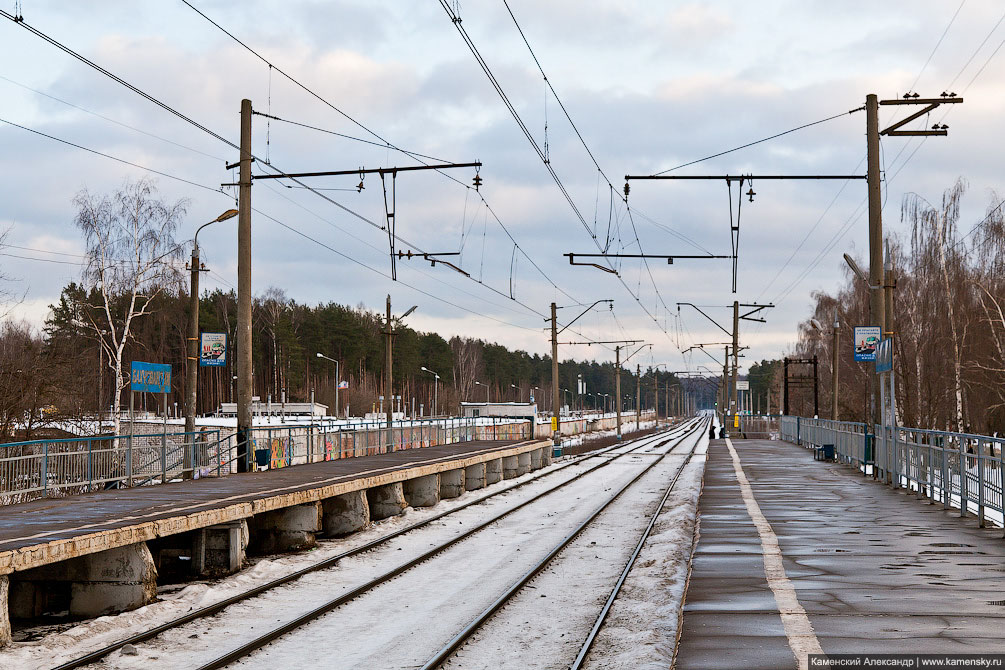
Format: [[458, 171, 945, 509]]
[[1, 0, 1002, 376]]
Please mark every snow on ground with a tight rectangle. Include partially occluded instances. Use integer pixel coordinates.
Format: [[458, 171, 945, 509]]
[[560, 419, 657, 448], [435, 427, 704, 670], [580, 429, 708, 670], [63, 433, 672, 670], [0, 452, 601, 670]]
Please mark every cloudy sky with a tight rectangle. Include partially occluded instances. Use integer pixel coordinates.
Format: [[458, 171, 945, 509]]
[[1, 1, 1002, 376]]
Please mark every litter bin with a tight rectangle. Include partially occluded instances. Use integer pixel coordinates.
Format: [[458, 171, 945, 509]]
[[255, 447, 270, 470]]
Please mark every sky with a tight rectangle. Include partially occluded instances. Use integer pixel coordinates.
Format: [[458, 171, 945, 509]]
[[1, 0, 1003, 377]]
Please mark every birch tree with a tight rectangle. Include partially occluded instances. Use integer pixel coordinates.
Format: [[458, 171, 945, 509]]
[[75, 178, 186, 438], [903, 180, 966, 432]]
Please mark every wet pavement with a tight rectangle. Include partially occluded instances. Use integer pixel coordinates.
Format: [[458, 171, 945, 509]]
[[675, 439, 1005, 669]]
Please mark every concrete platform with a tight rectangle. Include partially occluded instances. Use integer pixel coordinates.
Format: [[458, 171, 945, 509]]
[[676, 439, 1005, 670], [0, 439, 544, 575]]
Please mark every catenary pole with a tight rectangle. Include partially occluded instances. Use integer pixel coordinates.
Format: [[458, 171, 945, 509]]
[[551, 302, 560, 446], [731, 300, 739, 428], [236, 99, 253, 473], [615, 346, 622, 440], [866, 94, 884, 428]]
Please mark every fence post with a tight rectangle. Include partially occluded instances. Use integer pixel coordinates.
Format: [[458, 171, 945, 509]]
[[308, 423, 314, 464], [128, 391, 134, 487], [942, 437, 950, 510], [42, 441, 48, 498], [959, 436, 967, 518], [87, 438, 93, 492], [978, 438, 986, 528]]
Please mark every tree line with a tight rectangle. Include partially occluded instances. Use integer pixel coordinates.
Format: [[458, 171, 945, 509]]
[[0, 179, 682, 440], [783, 179, 1005, 435]]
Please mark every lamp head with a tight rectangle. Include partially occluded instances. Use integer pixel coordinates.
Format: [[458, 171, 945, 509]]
[[843, 254, 869, 284]]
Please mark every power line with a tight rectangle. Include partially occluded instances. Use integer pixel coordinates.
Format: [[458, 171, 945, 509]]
[[651, 109, 863, 177], [908, 0, 967, 94], [0, 74, 226, 162], [0, 116, 224, 194], [0, 9, 238, 150], [441, 0, 677, 346], [499, 0, 684, 340], [180, 0, 588, 311], [253, 111, 453, 165], [252, 205, 543, 333]]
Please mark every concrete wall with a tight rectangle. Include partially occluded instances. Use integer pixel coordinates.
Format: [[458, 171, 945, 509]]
[[532, 410, 657, 439]]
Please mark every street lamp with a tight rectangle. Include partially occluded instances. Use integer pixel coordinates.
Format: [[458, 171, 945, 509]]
[[384, 297, 418, 448], [317, 353, 341, 418], [531, 386, 539, 406], [185, 208, 239, 476], [510, 383, 523, 402], [421, 366, 440, 416], [474, 380, 490, 402]]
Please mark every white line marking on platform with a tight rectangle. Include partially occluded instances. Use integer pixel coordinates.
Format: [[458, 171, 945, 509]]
[[725, 438, 823, 670]]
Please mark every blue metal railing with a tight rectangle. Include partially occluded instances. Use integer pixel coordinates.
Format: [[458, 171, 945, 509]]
[[780, 416, 1005, 531]]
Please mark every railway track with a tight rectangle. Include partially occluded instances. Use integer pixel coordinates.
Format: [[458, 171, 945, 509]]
[[56, 419, 700, 670], [420, 417, 707, 670]]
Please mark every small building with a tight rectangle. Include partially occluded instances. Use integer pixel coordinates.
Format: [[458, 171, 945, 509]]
[[218, 399, 328, 417], [460, 402, 537, 418]]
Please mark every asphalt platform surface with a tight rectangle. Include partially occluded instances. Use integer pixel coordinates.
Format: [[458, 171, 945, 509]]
[[676, 438, 1005, 669]]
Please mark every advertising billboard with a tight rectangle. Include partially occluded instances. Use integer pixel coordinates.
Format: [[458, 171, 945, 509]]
[[853, 326, 882, 362], [200, 332, 227, 367]]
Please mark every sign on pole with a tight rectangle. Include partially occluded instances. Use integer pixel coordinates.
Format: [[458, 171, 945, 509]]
[[853, 326, 881, 362], [130, 361, 172, 393], [199, 332, 227, 367], [875, 337, 893, 373], [736, 380, 749, 391]]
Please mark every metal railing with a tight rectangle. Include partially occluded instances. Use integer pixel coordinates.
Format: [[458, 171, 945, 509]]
[[735, 415, 781, 438], [0, 416, 536, 503], [780, 416, 1005, 531], [0, 430, 223, 504]]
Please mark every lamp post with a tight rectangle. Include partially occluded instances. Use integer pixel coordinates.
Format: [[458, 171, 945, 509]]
[[316, 353, 341, 418], [532, 386, 539, 406], [185, 208, 239, 477], [474, 380, 489, 402], [510, 383, 523, 402], [421, 366, 440, 416], [383, 298, 417, 450]]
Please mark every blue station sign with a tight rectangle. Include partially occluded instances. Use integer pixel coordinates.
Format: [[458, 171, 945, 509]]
[[875, 338, 893, 373], [130, 361, 172, 393]]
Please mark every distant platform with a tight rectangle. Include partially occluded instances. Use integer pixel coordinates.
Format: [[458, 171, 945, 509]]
[[0, 438, 543, 575], [676, 438, 1005, 669]]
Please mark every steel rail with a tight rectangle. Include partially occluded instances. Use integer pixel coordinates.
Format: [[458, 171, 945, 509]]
[[186, 423, 698, 670], [53, 424, 692, 670], [419, 418, 708, 670], [570, 425, 703, 668]]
